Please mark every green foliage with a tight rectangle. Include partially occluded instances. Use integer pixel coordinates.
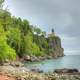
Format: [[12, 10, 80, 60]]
[[0, 24, 16, 62], [0, 0, 4, 9], [23, 32, 42, 56], [7, 28, 21, 54], [33, 26, 41, 35], [0, 0, 55, 62], [0, 10, 12, 31], [0, 42, 16, 61]]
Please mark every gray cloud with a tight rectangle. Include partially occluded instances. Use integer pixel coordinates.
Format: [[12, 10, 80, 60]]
[[5, 0, 80, 55]]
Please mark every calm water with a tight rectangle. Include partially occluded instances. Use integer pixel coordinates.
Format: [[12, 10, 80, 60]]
[[24, 55, 80, 73]]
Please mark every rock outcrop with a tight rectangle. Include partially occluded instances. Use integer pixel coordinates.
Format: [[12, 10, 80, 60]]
[[48, 29, 64, 58], [54, 68, 79, 73]]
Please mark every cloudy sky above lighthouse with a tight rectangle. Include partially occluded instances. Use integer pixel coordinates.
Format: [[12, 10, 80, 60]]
[[5, 0, 80, 55]]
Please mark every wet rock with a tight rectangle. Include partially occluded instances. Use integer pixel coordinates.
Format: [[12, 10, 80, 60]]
[[54, 68, 79, 73], [31, 69, 43, 73]]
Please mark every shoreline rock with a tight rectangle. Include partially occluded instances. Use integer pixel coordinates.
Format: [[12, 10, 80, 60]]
[[54, 68, 79, 74], [22, 54, 64, 62], [0, 64, 80, 80]]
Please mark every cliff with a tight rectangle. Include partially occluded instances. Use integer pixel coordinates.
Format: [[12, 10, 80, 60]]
[[19, 29, 64, 61], [48, 29, 64, 58]]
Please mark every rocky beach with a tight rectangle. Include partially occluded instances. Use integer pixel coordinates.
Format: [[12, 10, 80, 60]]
[[0, 62, 80, 80]]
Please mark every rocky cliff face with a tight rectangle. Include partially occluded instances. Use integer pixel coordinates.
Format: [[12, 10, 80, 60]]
[[48, 30, 64, 58]]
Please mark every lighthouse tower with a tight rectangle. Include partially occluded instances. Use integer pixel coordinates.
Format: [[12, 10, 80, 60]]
[[50, 28, 56, 37]]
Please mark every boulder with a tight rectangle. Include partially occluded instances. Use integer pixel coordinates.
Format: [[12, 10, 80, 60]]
[[24, 55, 31, 61], [10, 61, 24, 67], [54, 68, 79, 73], [31, 69, 43, 73]]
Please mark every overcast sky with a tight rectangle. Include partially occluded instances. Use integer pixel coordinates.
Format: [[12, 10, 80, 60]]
[[5, 0, 80, 55]]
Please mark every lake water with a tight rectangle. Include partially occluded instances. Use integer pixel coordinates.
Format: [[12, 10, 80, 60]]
[[24, 55, 80, 73]]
